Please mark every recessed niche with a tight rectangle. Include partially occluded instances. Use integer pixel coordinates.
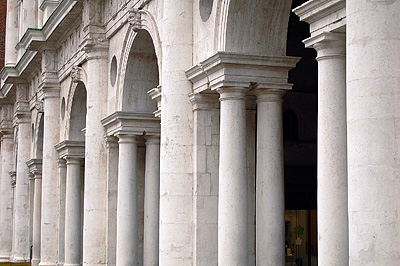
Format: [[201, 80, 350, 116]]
[[199, 0, 213, 22], [110, 56, 117, 87]]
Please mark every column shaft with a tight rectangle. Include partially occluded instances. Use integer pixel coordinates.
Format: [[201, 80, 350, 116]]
[[160, 0, 194, 264], [41, 94, 60, 266], [83, 53, 108, 266], [0, 135, 14, 261], [116, 135, 138, 266], [32, 174, 42, 266], [218, 87, 248, 266], [255, 90, 285, 266], [347, 1, 400, 265], [143, 136, 160, 266], [13, 120, 31, 262], [5, 0, 18, 65], [64, 158, 82, 266], [314, 35, 348, 266], [57, 159, 67, 266]]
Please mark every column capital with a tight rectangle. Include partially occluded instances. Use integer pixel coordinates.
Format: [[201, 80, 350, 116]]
[[58, 158, 67, 168], [189, 92, 219, 110], [217, 87, 248, 101], [144, 135, 160, 145], [254, 84, 292, 103], [105, 135, 119, 148], [27, 158, 43, 177], [304, 32, 346, 60], [117, 134, 139, 144], [65, 156, 83, 165]]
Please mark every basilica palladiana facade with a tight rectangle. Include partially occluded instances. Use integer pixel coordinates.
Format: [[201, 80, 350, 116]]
[[0, 0, 399, 265]]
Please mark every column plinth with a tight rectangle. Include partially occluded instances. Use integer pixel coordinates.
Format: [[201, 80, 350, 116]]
[[217, 87, 248, 266], [116, 134, 138, 266]]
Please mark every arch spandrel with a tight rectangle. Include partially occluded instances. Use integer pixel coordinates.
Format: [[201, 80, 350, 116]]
[[117, 9, 162, 112], [217, 0, 292, 56]]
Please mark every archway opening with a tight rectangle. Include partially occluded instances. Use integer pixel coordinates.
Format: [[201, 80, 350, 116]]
[[69, 82, 87, 141], [122, 30, 159, 113]]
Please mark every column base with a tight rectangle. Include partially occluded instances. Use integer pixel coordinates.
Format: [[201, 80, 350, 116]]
[[31, 258, 40, 266], [0, 255, 10, 262], [39, 262, 58, 266]]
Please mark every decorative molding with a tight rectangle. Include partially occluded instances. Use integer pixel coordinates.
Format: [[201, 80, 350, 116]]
[[188, 92, 219, 111], [71, 65, 83, 83], [10, 171, 16, 188], [128, 8, 143, 32]]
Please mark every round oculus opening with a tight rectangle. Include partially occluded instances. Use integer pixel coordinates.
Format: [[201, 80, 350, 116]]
[[199, 0, 213, 22], [110, 56, 118, 87]]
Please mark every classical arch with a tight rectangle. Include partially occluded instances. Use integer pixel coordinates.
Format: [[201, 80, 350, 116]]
[[216, 0, 292, 56], [117, 10, 162, 111], [65, 81, 87, 141]]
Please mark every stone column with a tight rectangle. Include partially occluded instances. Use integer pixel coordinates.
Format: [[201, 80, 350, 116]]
[[64, 157, 83, 266], [82, 44, 108, 266], [0, 130, 14, 262], [20, 0, 37, 34], [255, 88, 288, 266], [116, 134, 138, 266], [160, 0, 194, 264], [30, 165, 42, 266], [143, 135, 160, 266], [39, 51, 61, 266], [12, 84, 31, 262], [5, 0, 18, 66], [305, 32, 348, 266], [57, 159, 67, 266], [347, 1, 400, 265], [217, 87, 248, 266], [105, 136, 118, 266]]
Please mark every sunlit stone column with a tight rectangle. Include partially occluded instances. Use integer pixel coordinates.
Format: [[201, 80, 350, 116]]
[[347, 1, 400, 265], [143, 135, 160, 266], [5, 0, 18, 65], [12, 84, 31, 262], [0, 125, 14, 262], [27, 160, 43, 266], [115, 134, 138, 266], [305, 32, 348, 266], [217, 87, 248, 266], [255, 88, 288, 266], [64, 157, 83, 266]]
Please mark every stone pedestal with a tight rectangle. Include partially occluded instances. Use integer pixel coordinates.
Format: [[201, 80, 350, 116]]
[[347, 1, 400, 265], [217, 87, 248, 266], [305, 32, 348, 266], [255, 88, 287, 266], [0, 132, 14, 262], [116, 135, 138, 266], [143, 136, 160, 266]]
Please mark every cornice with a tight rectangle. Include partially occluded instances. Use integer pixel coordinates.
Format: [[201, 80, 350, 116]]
[[101, 111, 161, 138], [293, 0, 345, 25], [185, 52, 300, 94], [55, 140, 85, 159]]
